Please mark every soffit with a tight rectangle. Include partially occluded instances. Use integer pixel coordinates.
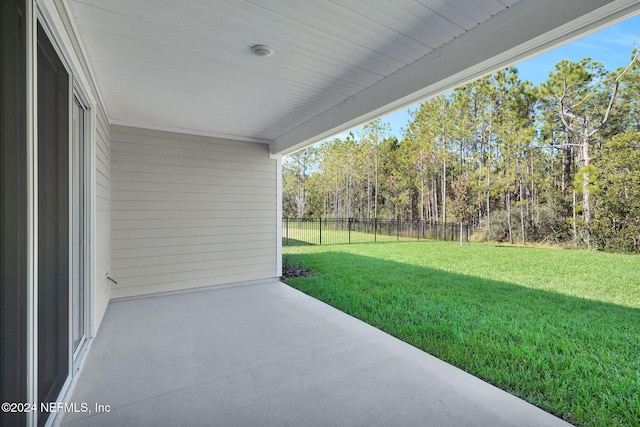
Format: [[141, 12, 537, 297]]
[[67, 0, 640, 154]]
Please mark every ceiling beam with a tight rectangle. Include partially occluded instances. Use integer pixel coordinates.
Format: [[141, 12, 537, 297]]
[[270, 0, 640, 156]]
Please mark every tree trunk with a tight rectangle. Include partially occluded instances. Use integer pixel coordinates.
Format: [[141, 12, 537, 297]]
[[520, 177, 526, 245], [561, 146, 571, 198], [297, 185, 305, 218], [374, 147, 378, 219], [433, 177, 438, 225], [506, 191, 513, 244], [366, 173, 371, 220], [442, 158, 447, 238], [486, 170, 491, 240], [518, 160, 526, 245], [420, 175, 425, 221], [572, 190, 578, 244], [334, 173, 339, 218], [581, 136, 592, 249]]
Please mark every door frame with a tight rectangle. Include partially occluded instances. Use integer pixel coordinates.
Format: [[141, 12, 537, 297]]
[[70, 92, 91, 366]]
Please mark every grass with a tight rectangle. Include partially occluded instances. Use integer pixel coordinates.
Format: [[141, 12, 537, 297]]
[[282, 241, 640, 426]]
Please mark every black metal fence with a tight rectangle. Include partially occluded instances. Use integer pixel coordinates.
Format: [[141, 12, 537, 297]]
[[282, 218, 469, 246]]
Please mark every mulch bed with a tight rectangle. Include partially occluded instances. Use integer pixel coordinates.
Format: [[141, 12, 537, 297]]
[[281, 261, 316, 279]]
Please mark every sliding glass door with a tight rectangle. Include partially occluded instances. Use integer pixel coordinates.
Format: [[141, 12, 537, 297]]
[[37, 22, 70, 425], [2, 6, 91, 427], [37, 24, 90, 426]]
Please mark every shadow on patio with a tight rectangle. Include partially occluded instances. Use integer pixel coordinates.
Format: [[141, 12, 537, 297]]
[[61, 280, 569, 426]]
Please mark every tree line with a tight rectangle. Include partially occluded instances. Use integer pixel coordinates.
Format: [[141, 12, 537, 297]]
[[283, 51, 640, 253]]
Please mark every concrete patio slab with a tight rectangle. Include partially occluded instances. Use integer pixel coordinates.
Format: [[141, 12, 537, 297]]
[[60, 280, 571, 426]]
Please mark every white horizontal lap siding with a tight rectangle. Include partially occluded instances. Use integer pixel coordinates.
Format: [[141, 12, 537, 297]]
[[110, 125, 277, 298], [95, 104, 111, 325]]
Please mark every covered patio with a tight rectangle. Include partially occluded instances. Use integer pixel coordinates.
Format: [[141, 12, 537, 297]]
[[3, 1, 640, 426], [61, 280, 569, 426]]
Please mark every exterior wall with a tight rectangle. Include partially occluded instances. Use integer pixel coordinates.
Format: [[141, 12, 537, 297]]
[[94, 103, 111, 327], [110, 125, 278, 298]]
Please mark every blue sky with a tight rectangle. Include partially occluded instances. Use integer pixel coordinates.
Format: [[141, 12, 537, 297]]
[[344, 13, 640, 141]]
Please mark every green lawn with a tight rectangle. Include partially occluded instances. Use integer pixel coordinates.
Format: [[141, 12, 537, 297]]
[[283, 241, 640, 426]]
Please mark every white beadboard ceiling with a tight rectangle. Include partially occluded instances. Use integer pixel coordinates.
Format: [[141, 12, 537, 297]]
[[67, 0, 640, 155]]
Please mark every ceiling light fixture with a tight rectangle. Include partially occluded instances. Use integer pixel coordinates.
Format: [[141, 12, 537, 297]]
[[251, 44, 274, 57]]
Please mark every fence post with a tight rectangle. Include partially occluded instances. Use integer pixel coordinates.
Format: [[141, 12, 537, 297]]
[[374, 218, 377, 243], [348, 217, 351, 244], [319, 216, 322, 245]]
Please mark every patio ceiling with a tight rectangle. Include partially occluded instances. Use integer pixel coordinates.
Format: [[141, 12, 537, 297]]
[[67, 0, 640, 155]]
